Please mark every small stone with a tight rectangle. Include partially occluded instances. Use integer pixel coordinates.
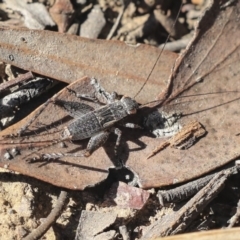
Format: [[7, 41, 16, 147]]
[[104, 181, 150, 210]]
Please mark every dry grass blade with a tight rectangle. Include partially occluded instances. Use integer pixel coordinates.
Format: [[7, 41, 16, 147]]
[[154, 227, 240, 240]]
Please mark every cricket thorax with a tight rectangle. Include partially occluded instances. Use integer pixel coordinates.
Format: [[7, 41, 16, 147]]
[[96, 100, 133, 126], [96, 104, 117, 126]]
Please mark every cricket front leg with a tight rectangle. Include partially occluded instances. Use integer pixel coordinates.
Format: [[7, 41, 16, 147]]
[[90, 78, 118, 104], [84, 131, 110, 157], [76, 78, 118, 104], [112, 127, 125, 168], [122, 123, 143, 129], [113, 128, 122, 155]]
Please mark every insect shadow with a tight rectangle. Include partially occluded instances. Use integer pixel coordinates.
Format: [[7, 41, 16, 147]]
[[103, 123, 151, 166]]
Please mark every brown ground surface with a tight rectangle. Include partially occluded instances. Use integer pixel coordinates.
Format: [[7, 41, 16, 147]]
[[1, 1, 239, 239]]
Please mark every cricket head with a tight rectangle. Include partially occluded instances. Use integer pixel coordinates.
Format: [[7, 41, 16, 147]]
[[121, 96, 139, 115]]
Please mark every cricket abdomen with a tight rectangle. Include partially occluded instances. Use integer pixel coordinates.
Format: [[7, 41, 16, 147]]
[[62, 101, 130, 141], [65, 112, 103, 140]]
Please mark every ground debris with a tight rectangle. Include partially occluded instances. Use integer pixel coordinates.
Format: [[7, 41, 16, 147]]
[[0, 0, 240, 239], [49, 0, 75, 33], [141, 164, 240, 239], [74, 210, 117, 240], [103, 181, 150, 210], [80, 4, 106, 38], [3, 0, 55, 29], [147, 120, 206, 159]]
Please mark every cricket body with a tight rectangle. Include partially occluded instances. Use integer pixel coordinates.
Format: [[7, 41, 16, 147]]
[[57, 78, 139, 157]]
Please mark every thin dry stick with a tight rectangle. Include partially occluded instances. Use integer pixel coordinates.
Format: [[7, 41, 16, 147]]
[[106, 0, 130, 40], [157, 172, 214, 206], [228, 198, 240, 228], [159, 37, 192, 52], [23, 190, 68, 240], [169, 166, 239, 236], [0, 71, 34, 93], [141, 165, 239, 239], [119, 225, 130, 240]]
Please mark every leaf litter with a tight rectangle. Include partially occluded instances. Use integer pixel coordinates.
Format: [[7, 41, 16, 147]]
[[0, 0, 240, 239]]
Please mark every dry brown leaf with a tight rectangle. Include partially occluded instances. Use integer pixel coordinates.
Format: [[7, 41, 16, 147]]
[[0, 0, 239, 190], [127, 0, 240, 188], [0, 25, 177, 104], [0, 77, 112, 189]]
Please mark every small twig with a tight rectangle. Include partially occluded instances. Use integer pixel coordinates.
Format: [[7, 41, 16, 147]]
[[228, 198, 240, 228], [159, 37, 192, 52], [147, 120, 206, 159], [0, 71, 34, 93], [119, 225, 130, 240], [220, 0, 237, 9], [157, 172, 214, 206], [23, 190, 68, 240], [106, 0, 130, 40]]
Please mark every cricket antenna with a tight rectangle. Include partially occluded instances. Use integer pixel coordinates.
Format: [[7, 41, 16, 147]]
[[139, 99, 164, 108], [134, 2, 183, 99]]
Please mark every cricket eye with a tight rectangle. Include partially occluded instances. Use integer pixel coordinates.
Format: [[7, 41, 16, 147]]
[[128, 108, 137, 114], [111, 92, 118, 99]]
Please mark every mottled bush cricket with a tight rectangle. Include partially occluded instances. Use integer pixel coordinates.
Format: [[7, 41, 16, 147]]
[[16, 77, 141, 162], [6, 1, 205, 164]]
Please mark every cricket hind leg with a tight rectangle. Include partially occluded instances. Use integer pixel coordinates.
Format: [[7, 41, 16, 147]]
[[54, 100, 94, 119], [84, 130, 110, 157], [39, 131, 110, 161], [86, 128, 123, 168], [41, 150, 85, 160], [17, 98, 54, 136], [25, 136, 87, 163], [29, 129, 122, 167], [16, 79, 100, 136]]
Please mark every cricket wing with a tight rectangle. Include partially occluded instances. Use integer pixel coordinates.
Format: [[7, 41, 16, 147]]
[[55, 100, 94, 118]]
